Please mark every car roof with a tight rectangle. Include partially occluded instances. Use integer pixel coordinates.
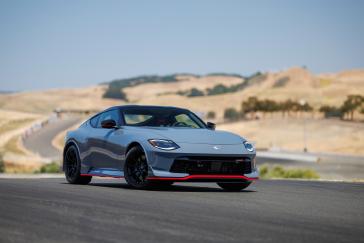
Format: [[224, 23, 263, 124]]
[[104, 105, 189, 112]]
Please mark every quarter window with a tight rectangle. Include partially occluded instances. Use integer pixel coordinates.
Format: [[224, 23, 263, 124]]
[[97, 109, 120, 128], [90, 115, 100, 128]]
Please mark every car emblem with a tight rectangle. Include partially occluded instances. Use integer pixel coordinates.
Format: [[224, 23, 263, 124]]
[[213, 145, 221, 150]]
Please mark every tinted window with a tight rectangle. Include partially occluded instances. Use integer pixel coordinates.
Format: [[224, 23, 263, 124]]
[[90, 115, 100, 128], [124, 114, 153, 125], [97, 109, 120, 128], [175, 114, 200, 128], [122, 107, 206, 128]]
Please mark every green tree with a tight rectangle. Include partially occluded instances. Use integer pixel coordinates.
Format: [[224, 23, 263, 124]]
[[241, 96, 260, 118], [224, 108, 240, 121], [258, 99, 279, 117], [103, 83, 128, 100], [187, 88, 204, 97], [340, 95, 364, 120], [300, 103, 313, 112], [279, 99, 295, 117]]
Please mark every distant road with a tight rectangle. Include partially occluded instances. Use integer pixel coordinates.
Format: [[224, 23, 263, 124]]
[[0, 178, 363, 242], [22, 117, 80, 160]]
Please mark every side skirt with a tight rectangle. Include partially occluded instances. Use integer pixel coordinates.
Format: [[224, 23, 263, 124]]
[[81, 168, 124, 178]]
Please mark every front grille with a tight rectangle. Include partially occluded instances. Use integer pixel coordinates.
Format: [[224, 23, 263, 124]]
[[170, 156, 252, 175]]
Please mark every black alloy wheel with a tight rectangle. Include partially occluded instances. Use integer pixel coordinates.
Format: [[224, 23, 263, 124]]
[[124, 146, 150, 189], [124, 146, 173, 189], [64, 145, 92, 184]]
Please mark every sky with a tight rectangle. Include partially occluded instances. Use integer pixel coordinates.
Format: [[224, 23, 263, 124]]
[[0, 0, 363, 91]]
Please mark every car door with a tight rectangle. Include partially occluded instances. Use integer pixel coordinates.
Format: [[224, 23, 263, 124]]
[[92, 109, 125, 170], [82, 113, 106, 168], [83, 110, 117, 169]]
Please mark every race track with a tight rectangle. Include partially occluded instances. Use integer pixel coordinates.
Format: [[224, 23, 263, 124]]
[[22, 117, 80, 159], [0, 178, 363, 243]]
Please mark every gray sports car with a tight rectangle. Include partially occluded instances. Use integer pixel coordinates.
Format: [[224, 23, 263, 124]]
[[63, 105, 259, 191]]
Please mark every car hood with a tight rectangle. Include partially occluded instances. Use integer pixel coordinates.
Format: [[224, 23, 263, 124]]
[[129, 127, 244, 145]]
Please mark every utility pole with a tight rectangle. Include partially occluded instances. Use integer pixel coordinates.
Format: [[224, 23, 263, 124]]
[[300, 99, 308, 153]]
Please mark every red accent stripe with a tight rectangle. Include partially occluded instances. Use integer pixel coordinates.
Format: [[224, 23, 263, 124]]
[[146, 175, 258, 181], [80, 174, 124, 178]]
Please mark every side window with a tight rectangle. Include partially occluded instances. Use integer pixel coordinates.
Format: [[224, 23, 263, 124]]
[[97, 109, 120, 128], [90, 114, 100, 128]]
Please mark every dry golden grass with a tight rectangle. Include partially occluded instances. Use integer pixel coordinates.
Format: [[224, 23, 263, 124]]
[[0, 67, 363, 160], [124, 75, 243, 102], [123, 67, 364, 120], [0, 118, 36, 135], [0, 109, 43, 148], [1, 67, 363, 120], [4, 161, 41, 173], [0, 85, 121, 114], [52, 121, 84, 151], [219, 118, 364, 156], [0, 109, 50, 172], [3, 136, 26, 155]]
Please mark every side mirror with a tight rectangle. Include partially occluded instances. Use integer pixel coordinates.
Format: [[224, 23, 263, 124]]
[[101, 119, 117, 129], [206, 122, 216, 130]]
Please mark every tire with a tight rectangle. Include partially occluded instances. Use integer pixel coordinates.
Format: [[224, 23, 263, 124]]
[[217, 181, 252, 191], [124, 146, 155, 189], [64, 145, 92, 185]]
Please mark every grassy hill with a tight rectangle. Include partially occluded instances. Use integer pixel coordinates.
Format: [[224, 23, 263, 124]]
[[120, 67, 364, 120], [0, 67, 363, 157], [1, 67, 363, 117]]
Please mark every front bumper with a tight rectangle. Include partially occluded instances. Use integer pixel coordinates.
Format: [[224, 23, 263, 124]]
[[147, 170, 259, 182], [145, 143, 259, 181]]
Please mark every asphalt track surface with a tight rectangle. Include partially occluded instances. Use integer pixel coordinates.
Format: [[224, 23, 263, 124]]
[[0, 178, 363, 243], [22, 117, 80, 159]]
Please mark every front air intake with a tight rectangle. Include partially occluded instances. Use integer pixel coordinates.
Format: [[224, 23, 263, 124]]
[[170, 156, 252, 175]]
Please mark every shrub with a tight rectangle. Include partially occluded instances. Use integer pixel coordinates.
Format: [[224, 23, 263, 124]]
[[103, 83, 128, 100], [37, 162, 61, 173], [259, 165, 268, 177], [0, 154, 4, 173], [103, 74, 180, 100], [319, 105, 342, 118], [259, 165, 319, 179], [273, 76, 290, 88], [206, 111, 216, 119], [207, 84, 230, 96], [206, 73, 243, 78], [187, 88, 205, 97], [224, 108, 240, 121]]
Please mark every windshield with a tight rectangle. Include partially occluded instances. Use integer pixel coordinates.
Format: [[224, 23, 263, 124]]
[[122, 107, 206, 128]]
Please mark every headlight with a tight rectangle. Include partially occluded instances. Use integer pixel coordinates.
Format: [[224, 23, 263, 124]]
[[148, 139, 180, 150], [244, 141, 255, 152]]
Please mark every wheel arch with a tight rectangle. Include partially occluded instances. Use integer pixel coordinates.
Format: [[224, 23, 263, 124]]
[[125, 141, 151, 165], [125, 141, 144, 155], [63, 139, 81, 171]]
